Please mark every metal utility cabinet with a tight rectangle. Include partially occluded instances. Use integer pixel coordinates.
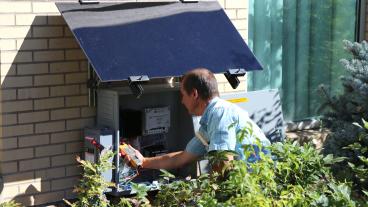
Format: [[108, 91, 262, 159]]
[[96, 83, 198, 193], [56, 0, 283, 194]]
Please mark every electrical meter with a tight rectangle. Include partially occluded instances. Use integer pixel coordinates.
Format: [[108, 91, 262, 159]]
[[142, 106, 170, 135]]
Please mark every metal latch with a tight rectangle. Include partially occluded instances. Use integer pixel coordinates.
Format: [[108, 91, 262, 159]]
[[224, 69, 246, 89], [128, 75, 150, 98], [180, 0, 198, 3], [79, 0, 99, 5]]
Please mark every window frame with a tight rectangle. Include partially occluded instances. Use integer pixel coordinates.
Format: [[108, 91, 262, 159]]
[[356, 0, 366, 41], [247, 0, 366, 131]]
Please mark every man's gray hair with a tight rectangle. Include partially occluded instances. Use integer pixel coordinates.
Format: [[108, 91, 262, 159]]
[[182, 68, 219, 100]]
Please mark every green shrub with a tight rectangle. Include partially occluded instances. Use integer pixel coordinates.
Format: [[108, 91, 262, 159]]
[[344, 120, 368, 203], [319, 40, 368, 162], [0, 201, 23, 207], [64, 150, 115, 207], [67, 123, 364, 206], [154, 141, 355, 207], [319, 40, 368, 204], [64, 150, 149, 207]]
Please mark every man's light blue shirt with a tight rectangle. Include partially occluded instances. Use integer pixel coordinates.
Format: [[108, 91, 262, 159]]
[[185, 97, 271, 160]]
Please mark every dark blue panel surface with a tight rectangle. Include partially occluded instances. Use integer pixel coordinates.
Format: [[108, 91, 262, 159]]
[[57, 1, 262, 82]]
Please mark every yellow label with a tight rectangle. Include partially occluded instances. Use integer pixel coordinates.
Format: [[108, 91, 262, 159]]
[[227, 97, 248, 103]]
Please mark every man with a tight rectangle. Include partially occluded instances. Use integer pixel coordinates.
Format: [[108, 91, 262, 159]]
[[129, 68, 270, 170]]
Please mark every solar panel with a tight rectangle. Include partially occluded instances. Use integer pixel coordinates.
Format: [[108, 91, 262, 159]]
[[57, 1, 262, 82]]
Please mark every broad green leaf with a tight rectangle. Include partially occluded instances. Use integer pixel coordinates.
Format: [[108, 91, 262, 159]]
[[362, 118, 368, 129], [159, 169, 176, 179]]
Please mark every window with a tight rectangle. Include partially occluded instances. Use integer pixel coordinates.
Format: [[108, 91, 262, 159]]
[[248, 0, 362, 121]]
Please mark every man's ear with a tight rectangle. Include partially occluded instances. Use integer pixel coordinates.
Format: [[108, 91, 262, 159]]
[[192, 89, 199, 99]]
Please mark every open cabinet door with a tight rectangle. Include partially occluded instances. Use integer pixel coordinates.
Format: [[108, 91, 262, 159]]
[[220, 89, 285, 143], [197, 89, 285, 176]]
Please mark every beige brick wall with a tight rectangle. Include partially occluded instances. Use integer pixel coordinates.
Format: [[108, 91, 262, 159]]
[[217, 0, 248, 93], [0, 0, 248, 205], [0, 1, 94, 206]]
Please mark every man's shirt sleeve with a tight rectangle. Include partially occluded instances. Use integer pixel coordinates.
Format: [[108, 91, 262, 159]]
[[185, 137, 207, 156]]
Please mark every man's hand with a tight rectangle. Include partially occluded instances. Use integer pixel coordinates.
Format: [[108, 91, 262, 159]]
[[119, 143, 200, 170], [120, 144, 145, 169]]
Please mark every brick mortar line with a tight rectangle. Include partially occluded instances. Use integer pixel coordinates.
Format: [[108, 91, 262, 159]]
[[16, 130, 82, 141], [0, 25, 64, 28], [48, 175, 81, 183], [11, 59, 83, 65], [56, 71, 88, 75], [0, 60, 87, 66], [0, 104, 34, 111], [0, 160, 20, 165], [1, 120, 74, 129], [2, 74, 64, 79], [1, 117, 93, 130], [1, 114, 53, 122], [21, 174, 81, 184], [62, 60, 67, 83], [0, 153, 51, 165], [5, 175, 80, 187], [0, 12, 59, 15], [0, 116, 96, 127], [50, 116, 89, 123], [1, 94, 86, 101], [0, 161, 79, 177], [1, 151, 80, 165], [2, 48, 83, 53], [0, 37, 36, 42], [2, 49, 77, 52], [1, 83, 83, 91], [9, 47, 80, 52], [0, 108, 89, 118], [30, 1, 34, 17]]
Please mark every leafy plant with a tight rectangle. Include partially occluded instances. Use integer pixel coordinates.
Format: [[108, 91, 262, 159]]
[[113, 183, 150, 207], [152, 117, 356, 206], [319, 40, 368, 161], [0, 201, 22, 207], [153, 140, 356, 206], [114, 198, 133, 207], [154, 169, 189, 206], [64, 149, 151, 207], [319, 40, 368, 203], [344, 119, 368, 203], [67, 119, 365, 206], [64, 150, 115, 207]]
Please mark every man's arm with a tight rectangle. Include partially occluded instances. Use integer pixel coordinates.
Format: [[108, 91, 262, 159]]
[[133, 150, 199, 170]]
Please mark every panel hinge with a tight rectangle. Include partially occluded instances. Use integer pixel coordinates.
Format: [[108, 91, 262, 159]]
[[87, 78, 98, 89], [87, 63, 99, 107], [224, 69, 246, 89], [128, 75, 150, 98]]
